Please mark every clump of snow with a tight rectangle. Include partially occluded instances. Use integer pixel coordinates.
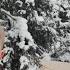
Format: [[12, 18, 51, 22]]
[[8, 29, 18, 39], [28, 64, 39, 70], [18, 42, 30, 51], [25, 0, 35, 6], [20, 55, 29, 70], [34, 10, 44, 22], [18, 10, 26, 15], [3, 47, 14, 54], [40, 52, 51, 62], [59, 52, 70, 62], [15, 0, 23, 7]]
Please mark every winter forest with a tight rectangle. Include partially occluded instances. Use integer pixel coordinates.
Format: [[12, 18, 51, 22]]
[[0, 0, 70, 70]]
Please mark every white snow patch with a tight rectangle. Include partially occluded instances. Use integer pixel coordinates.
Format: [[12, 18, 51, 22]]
[[20, 56, 29, 70], [59, 52, 70, 62], [41, 52, 51, 62]]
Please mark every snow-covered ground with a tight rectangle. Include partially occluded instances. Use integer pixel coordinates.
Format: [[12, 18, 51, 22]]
[[0, 0, 70, 70]]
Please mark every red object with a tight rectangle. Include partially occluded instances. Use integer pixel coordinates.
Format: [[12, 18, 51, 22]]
[[0, 50, 5, 60]]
